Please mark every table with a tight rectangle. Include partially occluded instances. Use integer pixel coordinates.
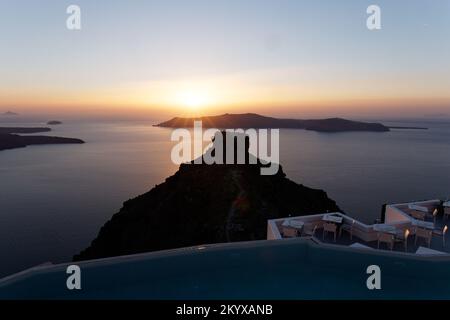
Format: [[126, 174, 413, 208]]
[[408, 204, 429, 213], [373, 224, 397, 234], [282, 219, 305, 230], [322, 214, 343, 224], [412, 220, 435, 230]]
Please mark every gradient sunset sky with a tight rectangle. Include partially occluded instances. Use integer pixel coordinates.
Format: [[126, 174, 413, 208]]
[[1, 0, 449, 119]]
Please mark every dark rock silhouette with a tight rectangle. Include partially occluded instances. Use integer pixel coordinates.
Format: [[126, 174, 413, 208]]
[[47, 120, 63, 125], [0, 127, 84, 151], [0, 127, 50, 134], [1, 111, 18, 116], [156, 113, 390, 132], [74, 131, 341, 261], [388, 126, 428, 130]]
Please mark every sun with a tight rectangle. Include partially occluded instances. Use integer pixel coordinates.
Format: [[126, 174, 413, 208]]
[[175, 89, 211, 110]]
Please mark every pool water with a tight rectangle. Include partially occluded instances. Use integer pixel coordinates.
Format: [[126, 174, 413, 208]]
[[1, 239, 450, 300]]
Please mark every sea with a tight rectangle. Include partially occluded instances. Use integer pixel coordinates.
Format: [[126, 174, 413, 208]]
[[1, 118, 450, 277]]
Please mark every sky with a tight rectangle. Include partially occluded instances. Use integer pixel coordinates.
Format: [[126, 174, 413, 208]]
[[0, 0, 449, 119]]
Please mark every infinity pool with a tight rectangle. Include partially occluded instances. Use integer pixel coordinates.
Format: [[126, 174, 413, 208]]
[[1, 239, 450, 299]]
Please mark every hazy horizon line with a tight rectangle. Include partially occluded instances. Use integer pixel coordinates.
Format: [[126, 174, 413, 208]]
[[2, 109, 450, 124]]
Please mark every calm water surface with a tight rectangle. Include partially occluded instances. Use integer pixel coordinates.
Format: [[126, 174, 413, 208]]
[[1, 119, 450, 277]]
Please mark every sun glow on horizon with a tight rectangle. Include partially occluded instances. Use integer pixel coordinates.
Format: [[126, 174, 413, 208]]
[[175, 89, 211, 110]]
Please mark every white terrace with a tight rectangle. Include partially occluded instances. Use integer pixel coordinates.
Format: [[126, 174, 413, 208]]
[[267, 199, 450, 255]]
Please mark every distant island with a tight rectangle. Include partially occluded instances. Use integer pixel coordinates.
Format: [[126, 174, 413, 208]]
[[1, 111, 18, 116], [0, 127, 84, 151], [155, 113, 390, 132], [47, 120, 63, 125], [74, 131, 340, 261], [0, 127, 51, 134], [388, 126, 428, 130]]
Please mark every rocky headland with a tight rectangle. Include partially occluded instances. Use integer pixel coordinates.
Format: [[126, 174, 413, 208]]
[[74, 132, 340, 261]]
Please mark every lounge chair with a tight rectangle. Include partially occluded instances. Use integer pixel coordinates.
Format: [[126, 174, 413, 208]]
[[323, 222, 337, 242], [377, 232, 394, 250], [415, 227, 432, 248], [433, 225, 448, 247], [340, 219, 355, 240]]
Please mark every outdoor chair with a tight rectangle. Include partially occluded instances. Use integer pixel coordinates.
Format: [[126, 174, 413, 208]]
[[395, 229, 411, 252], [281, 227, 298, 238], [432, 208, 439, 224], [415, 227, 433, 248], [433, 225, 448, 247], [302, 225, 318, 237], [410, 210, 426, 221], [444, 208, 450, 221], [377, 232, 394, 250], [323, 222, 337, 242], [340, 219, 355, 240]]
